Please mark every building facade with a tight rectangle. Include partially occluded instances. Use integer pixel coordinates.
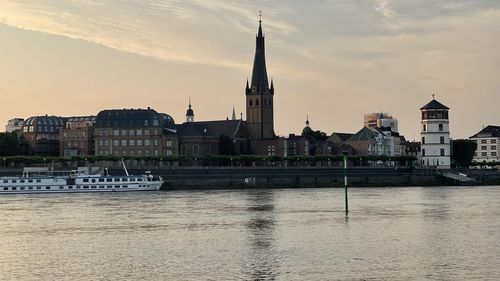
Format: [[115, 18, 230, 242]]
[[5, 118, 24, 133], [419, 98, 451, 168], [59, 116, 96, 157], [470, 125, 499, 163], [94, 108, 177, 157], [20, 116, 65, 156]]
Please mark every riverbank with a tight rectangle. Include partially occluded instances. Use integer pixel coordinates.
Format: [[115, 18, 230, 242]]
[[1, 167, 498, 189]]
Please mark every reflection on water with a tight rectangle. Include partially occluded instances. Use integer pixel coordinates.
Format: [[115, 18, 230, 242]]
[[0, 187, 499, 280], [245, 190, 278, 281]]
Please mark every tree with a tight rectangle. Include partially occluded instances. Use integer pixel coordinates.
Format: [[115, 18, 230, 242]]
[[452, 139, 477, 167], [0, 132, 21, 156], [301, 129, 328, 143], [218, 135, 236, 156]]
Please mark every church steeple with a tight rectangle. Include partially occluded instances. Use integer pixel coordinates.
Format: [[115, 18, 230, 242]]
[[186, 98, 194, 123], [245, 12, 275, 141], [231, 105, 236, 120], [250, 11, 269, 93]]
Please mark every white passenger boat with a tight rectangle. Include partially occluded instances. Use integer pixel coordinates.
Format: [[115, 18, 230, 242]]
[[0, 164, 164, 194]]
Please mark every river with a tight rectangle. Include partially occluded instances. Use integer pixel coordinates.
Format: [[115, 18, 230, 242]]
[[0, 186, 499, 280]]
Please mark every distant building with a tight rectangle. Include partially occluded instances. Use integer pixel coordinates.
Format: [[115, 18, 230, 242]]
[[94, 108, 177, 157], [419, 97, 451, 168], [364, 112, 398, 132], [405, 141, 421, 157], [176, 103, 249, 157], [328, 132, 354, 144], [470, 125, 499, 163], [59, 116, 96, 157], [287, 134, 309, 156], [5, 118, 24, 133], [20, 115, 64, 156], [346, 127, 388, 156]]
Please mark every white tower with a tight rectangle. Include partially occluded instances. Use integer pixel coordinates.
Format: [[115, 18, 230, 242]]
[[419, 96, 451, 169]]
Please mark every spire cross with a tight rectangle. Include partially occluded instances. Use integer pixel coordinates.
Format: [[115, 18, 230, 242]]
[[432, 93, 435, 99], [259, 11, 262, 22]]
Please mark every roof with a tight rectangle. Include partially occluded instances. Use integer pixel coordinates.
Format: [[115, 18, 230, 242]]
[[470, 125, 500, 138], [329, 132, 354, 142], [176, 120, 247, 138], [250, 20, 270, 93], [21, 116, 64, 134], [347, 127, 381, 142], [95, 108, 175, 128], [420, 99, 449, 110]]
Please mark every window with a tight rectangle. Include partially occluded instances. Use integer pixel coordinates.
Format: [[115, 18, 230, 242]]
[[166, 141, 172, 147], [422, 137, 425, 144], [439, 124, 443, 131], [136, 129, 143, 136], [121, 140, 127, 146], [113, 130, 119, 136], [492, 152, 497, 157], [491, 146, 497, 150], [422, 149, 425, 156], [129, 130, 135, 136], [137, 140, 143, 146], [491, 139, 497, 144], [481, 152, 487, 156], [144, 140, 151, 146], [440, 148, 445, 156], [113, 140, 119, 146], [83, 179, 89, 182], [193, 145, 199, 156], [481, 140, 487, 144], [440, 136, 444, 144], [98, 178, 104, 182], [129, 140, 135, 146], [481, 146, 487, 150], [423, 124, 427, 132], [249, 99, 253, 106], [154, 139, 158, 146], [166, 149, 172, 156], [181, 145, 187, 155], [256, 99, 259, 106]]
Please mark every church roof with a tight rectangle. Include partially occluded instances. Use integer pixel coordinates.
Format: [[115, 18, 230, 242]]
[[176, 120, 247, 138], [95, 108, 174, 128], [420, 99, 449, 110]]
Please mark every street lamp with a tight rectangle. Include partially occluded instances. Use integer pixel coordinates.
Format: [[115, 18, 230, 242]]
[[194, 157, 197, 168], [3, 158, 5, 168], [230, 157, 233, 168], [43, 157, 46, 167]]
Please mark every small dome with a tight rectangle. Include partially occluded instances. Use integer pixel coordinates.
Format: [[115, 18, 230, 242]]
[[21, 115, 64, 134]]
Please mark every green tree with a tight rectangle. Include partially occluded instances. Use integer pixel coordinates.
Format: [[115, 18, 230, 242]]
[[0, 132, 21, 156], [452, 139, 477, 167], [301, 129, 328, 143], [218, 135, 236, 156]]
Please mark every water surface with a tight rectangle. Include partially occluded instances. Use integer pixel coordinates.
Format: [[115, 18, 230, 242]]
[[0, 186, 499, 280]]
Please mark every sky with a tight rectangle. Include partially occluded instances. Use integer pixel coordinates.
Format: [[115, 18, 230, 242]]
[[0, 0, 499, 140]]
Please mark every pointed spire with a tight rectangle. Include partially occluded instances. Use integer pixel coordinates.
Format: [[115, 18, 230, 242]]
[[232, 105, 236, 120], [250, 11, 269, 92], [246, 78, 249, 90], [305, 114, 310, 127], [270, 79, 274, 90]]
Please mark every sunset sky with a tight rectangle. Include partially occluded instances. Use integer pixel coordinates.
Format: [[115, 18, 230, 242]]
[[1, 0, 499, 140]]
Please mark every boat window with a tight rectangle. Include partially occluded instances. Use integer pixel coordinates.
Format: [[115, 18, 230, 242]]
[[12, 180, 16, 183], [91, 186, 97, 189], [20, 187, 25, 190], [83, 179, 89, 183], [91, 179, 96, 183], [99, 186, 105, 189], [122, 185, 128, 188], [3, 187, 7, 190], [107, 186, 112, 189], [114, 178, 120, 182], [122, 178, 128, 182], [12, 187, 17, 190], [76, 186, 81, 189], [46, 186, 50, 190], [20, 180, 25, 183], [28, 179, 33, 183], [59, 186, 64, 190], [28, 187, 33, 190], [36, 179, 41, 183], [3, 180, 7, 183], [98, 179, 104, 182], [106, 178, 112, 182], [138, 178, 143, 182], [68, 186, 73, 189], [83, 186, 89, 189], [115, 185, 120, 188], [36, 186, 41, 190]]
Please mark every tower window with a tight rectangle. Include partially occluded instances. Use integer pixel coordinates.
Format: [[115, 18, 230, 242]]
[[440, 136, 444, 144], [439, 124, 443, 131], [423, 124, 426, 131], [249, 99, 253, 106], [422, 149, 425, 156], [256, 98, 259, 106], [440, 148, 445, 156], [422, 137, 425, 144]]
